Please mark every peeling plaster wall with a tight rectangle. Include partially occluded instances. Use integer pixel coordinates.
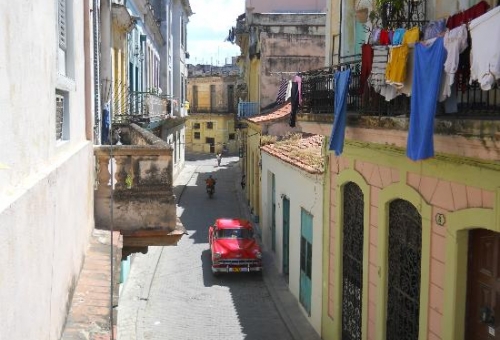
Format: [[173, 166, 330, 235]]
[[246, 0, 327, 13], [0, 1, 94, 338], [260, 32, 325, 108]]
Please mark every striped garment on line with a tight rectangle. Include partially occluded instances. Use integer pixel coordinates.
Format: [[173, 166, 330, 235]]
[[276, 78, 288, 104]]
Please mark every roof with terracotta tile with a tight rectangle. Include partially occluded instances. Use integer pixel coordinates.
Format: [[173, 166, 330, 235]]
[[247, 102, 291, 123], [261, 133, 325, 174]]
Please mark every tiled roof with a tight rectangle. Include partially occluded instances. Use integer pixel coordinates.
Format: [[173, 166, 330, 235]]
[[261, 133, 325, 174], [247, 102, 291, 123]]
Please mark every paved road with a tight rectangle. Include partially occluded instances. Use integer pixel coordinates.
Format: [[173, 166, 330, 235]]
[[118, 155, 294, 340]]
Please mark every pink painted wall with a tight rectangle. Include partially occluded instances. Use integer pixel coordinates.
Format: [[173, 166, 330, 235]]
[[246, 0, 326, 13], [328, 155, 495, 340]]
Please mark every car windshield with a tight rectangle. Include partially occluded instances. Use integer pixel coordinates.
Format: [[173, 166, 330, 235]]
[[217, 228, 252, 239]]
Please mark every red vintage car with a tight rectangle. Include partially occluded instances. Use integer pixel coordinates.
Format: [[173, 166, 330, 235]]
[[208, 218, 263, 274]]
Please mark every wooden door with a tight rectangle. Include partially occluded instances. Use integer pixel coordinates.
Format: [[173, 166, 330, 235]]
[[466, 229, 500, 339]]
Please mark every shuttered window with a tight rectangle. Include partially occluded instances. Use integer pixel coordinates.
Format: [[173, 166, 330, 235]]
[[58, 0, 66, 51]]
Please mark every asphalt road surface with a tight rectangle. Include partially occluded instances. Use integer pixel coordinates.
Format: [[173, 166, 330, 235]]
[[117, 154, 294, 340]]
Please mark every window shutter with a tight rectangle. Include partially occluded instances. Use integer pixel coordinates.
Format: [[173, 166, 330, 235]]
[[58, 0, 66, 50]]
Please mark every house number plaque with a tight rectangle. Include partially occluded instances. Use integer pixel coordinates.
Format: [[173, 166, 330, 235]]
[[435, 213, 446, 226]]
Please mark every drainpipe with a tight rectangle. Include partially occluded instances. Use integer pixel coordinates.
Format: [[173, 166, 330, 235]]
[[100, 0, 112, 109], [84, 0, 92, 141], [338, 0, 343, 64]]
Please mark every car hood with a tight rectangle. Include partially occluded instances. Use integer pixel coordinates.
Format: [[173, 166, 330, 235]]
[[212, 239, 260, 258]]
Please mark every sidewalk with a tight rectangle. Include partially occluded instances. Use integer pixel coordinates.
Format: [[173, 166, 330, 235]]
[[233, 165, 321, 340]]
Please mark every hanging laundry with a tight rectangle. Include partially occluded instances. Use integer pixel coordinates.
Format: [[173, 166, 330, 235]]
[[402, 27, 420, 45], [369, 27, 382, 45], [440, 24, 468, 101], [407, 37, 447, 161], [276, 78, 288, 104], [368, 45, 389, 92], [368, 45, 399, 101], [446, 0, 490, 30], [293, 74, 303, 105], [469, 5, 500, 91], [392, 28, 406, 46], [400, 47, 415, 97], [379, 29, 390, 45], [289, 81, 300, 127], [423, 18, 446, 41], [285, 80, 292, 101], [360, 44, 374, 94], [385, 44, 410, 88], [329, 69, 351, 156]]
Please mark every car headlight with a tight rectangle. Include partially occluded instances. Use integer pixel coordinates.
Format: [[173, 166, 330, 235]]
[[255, 251, 262, 259], [214, 252, 222, 259]]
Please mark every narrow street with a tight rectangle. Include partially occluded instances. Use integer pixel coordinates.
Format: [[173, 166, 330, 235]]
[[117, 155, 296, 340]]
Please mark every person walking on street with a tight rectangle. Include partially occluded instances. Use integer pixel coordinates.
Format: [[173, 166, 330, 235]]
[[216, 153, 222, 167]]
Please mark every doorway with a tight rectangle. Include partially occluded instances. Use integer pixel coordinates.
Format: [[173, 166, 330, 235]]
[[282, 196, 290, 281], [206, 137, 215, 153], [299, 208, 313, 316], [466, 228, 500, 339]]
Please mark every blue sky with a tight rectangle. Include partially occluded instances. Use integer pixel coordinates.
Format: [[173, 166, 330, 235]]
[[187, 0, 244, 66]]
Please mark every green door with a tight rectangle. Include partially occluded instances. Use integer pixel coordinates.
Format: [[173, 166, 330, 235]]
[[300, 209, 313, 316], [282, 197, 290, 279], [271, 173, 276, 251]]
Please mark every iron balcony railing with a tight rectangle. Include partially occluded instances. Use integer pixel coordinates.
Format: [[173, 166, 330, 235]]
[[300, 58, 500, 118], [113, 88, 169, 124]]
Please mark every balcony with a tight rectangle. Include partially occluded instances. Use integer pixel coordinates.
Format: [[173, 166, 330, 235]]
[[300, 58, 500, 120], [298, 58, 500, 160], [238, 102, 260, 118], [114, 89, 169, 125], [94, 124, 185, 253]]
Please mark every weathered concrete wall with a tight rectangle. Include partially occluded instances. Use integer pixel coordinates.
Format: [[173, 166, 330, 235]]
[[246, 0, 327, 13], [260, 32, 325, 107], [185, 114, 238, 154], [0, 0, 94, 338], [187, 75, 239, 113]]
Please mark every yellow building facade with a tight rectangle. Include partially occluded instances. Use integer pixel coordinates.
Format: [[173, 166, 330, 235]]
[[185, 114, 238, 154], [185, 74, 238, 155]]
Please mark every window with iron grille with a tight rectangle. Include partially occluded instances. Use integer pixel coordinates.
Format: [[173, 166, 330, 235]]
[[341, 182, 364, 340], [55, 91, 69, 141], [193, 122, 200, 129], [194, 132, 200, 139], [206, 122, 214, 129], [228, 133, 235, 140], [387, 199, 422, 340]]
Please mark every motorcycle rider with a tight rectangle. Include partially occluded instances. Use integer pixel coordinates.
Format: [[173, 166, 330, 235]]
[[205, 175, 216, 192]]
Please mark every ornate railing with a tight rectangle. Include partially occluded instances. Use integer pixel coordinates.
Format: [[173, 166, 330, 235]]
[[112, 81, 169, 124], [300, 58, 500, 118], [94, 124, 177, 236]]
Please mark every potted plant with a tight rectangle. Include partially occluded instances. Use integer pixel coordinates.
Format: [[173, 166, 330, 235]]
[[368, 0, 407, 26]]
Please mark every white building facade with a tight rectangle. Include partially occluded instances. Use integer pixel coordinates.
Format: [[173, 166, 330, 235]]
[[0, 0, 95, 338], [260, 152, 324, 335]]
